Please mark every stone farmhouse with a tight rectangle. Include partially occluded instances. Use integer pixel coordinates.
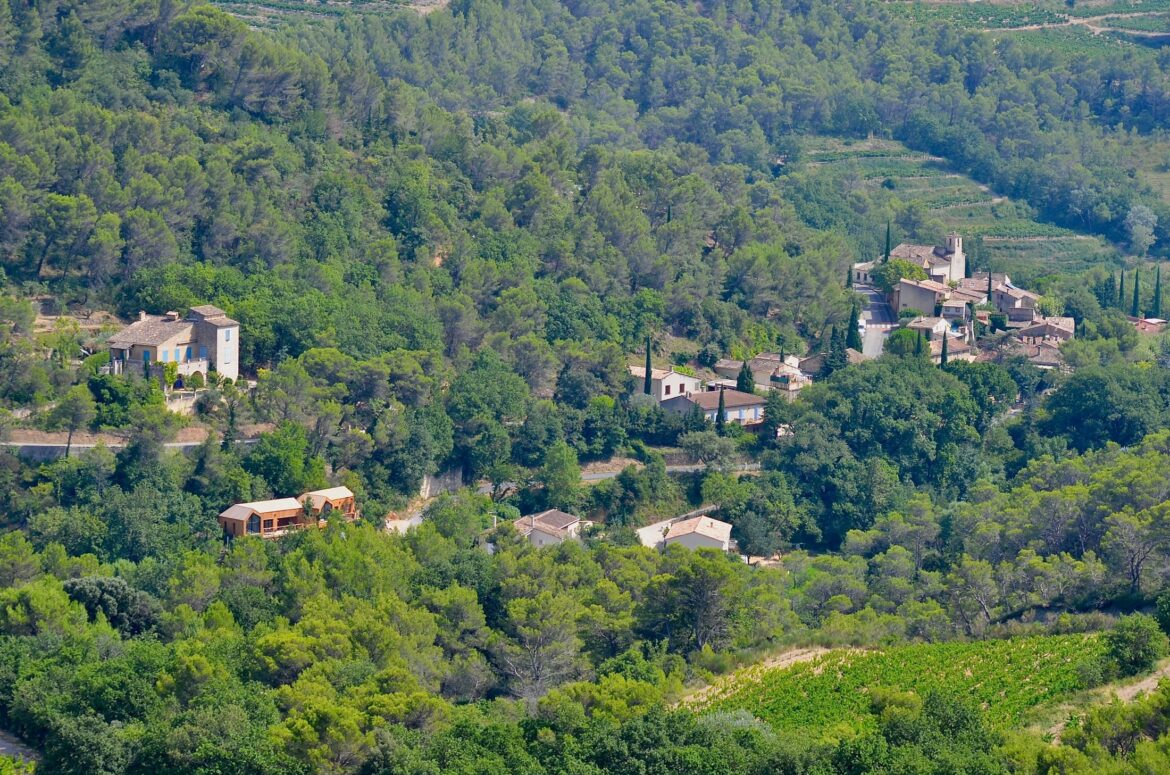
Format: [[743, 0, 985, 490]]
[[107, 305, 240, 383]]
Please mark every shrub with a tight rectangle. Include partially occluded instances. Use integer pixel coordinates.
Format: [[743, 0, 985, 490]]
[[1104, 614, 1169, 677]]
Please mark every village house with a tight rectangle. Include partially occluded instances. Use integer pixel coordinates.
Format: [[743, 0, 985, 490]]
[[514, 509, 582, 547], [999, 340, 1067, 371], [107, 305, 240, 383], [929, 335, 975, 365], [664, 515, 734, 551], [714, 354, 811, 398], [1016, 317, 1075, 344], [300, 486, 359, 520], [992, 284, 1040, 323], [1128, 316, 1168, 335], [905, 316, 952, 342], [218, 498, 307, 539], [662, 388, 766, 426], [893, 233, 967, 284], [853, 233, 966, 286], [628, 365, 702, 402], [852, 260, 876, 285], [896, 277, 952, 316]]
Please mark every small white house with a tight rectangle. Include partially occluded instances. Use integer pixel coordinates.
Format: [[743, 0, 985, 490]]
[[661, 389, 766, 426], [515, 509, 582, 547], [664, 516, 733, 551], [629, 366, 702, 402]]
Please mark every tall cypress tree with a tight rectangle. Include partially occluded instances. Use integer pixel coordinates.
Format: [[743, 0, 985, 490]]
[[846, 266, 853, 288], [1119, 272, 1126, 310], [914, 330, 924, 357], [1132, 270, 1142, 318], [883, 220, 892, 263], [986, 265, 993, 298], [1154, 265, 1163, 318], [736, 361, 755, 393], [846, 304, 863, 350], [715, 388, 726, 434], [940, 333, 948, 367], [643, 336, 652, 395]]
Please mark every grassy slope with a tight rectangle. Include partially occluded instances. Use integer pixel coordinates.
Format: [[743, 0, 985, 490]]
[[691, 634, 1104, 737]]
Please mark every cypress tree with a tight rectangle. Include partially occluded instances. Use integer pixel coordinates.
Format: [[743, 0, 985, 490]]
[[883, 220, 892, 263], [846, 266, 852, 288], [914, 330, 924, 357], [1154, 265, 1163, 318], [846, 304, 863, 350], [987, 266, 993, 298], [1132, 270, 1141, 318], [1119, 272, 1126, 310], [715, 388, 726, 434], [736, 361, 755, 393], [940, 333, 948, 366], [643, 336, 652, 395]]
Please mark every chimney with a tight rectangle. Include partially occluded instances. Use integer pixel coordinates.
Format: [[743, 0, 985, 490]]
[[138, 311, 147, 321], [164, 311, 180, 321]]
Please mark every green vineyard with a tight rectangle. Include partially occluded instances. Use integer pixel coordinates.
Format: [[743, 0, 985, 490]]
[[697, 635, 1103, 736]]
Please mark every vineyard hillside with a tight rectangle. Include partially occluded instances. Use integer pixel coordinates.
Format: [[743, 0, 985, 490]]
[[691, 635, 1103, 736]]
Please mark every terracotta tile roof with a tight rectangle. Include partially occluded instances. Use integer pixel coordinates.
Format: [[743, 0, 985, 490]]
[[107, 317, 193, 347], [665, 516, 732, 544], [685, 389, 765, 410]]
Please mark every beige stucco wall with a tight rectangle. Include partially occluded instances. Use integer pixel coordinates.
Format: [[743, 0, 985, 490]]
[[667, 532, 727, 551]]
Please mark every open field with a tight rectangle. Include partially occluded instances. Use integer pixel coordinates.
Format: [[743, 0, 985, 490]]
[[692, 634, 1104, 736]]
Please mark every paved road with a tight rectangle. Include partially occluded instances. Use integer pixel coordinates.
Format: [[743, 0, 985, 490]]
[[855, 283, 896, 358], [581, 462, 761, 482]]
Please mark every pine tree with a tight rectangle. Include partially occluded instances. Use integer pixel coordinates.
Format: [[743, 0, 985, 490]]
[[643, 336, 652, 395], [940, 333, 948, 367], [715, 388, 726, 434], [736, 361, 755, 393], [1119, 272, 1126, 310], [846, 303, 863, 350], [1154, 265, 1163, 319], [883, 220, 892, 263], [1132, 270, 1142, 318]]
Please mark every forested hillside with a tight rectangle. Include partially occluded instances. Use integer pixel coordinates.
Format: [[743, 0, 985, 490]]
[[3, 0, 1170, 772]]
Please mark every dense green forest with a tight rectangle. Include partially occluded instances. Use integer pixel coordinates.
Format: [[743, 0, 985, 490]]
[[2, 0, 1170, 772]]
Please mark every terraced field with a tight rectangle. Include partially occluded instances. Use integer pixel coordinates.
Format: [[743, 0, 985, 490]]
[[692, 634, 1104, 736], [799, 137, 1115, 273]]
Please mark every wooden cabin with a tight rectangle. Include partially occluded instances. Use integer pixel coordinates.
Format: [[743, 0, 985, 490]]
[[300, 486, 359, 521], [218, 498, 308, 539]]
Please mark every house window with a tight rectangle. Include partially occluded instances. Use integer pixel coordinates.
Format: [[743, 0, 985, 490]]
[[247, 515, 260, 534], [175, 347, 181, 362], [263, 519, 273, 531], [199, 346, 207, 360], [224, 329, 231, 342], [186, 346, 192, 360], [143, 350, 150, 363], [664, 384, 671, 396], [160, 350, 167, 362]]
